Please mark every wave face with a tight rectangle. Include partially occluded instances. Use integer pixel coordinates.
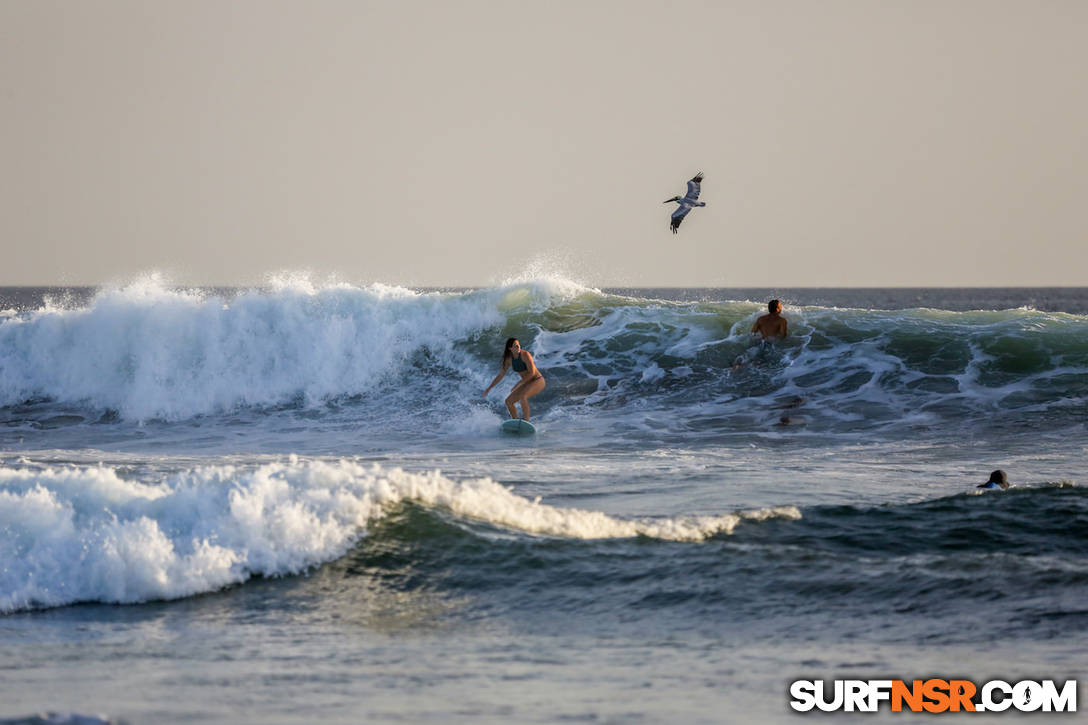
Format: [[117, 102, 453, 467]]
[[363, 483, 1087, 642], [0, 458, 798, 613], [0, 279, 505, 421], [2, 456, 1082, 641], [1, 279, 1086, 440]]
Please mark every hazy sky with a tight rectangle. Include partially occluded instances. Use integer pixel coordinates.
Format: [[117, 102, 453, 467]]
[[2, 0, 1086, 287]]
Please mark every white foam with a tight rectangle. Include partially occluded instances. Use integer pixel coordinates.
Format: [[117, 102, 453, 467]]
[[443, 405, 506, 435], [0, 458, 800, 612], [640, 363, 666, 383], [0, 277, 503, 420]]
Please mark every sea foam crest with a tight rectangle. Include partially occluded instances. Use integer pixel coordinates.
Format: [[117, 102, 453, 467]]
[[0, 278, 504, 420], [0, 458, 800, 612]]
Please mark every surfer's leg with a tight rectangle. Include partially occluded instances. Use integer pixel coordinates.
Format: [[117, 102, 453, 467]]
[[517, 377, 546, 420], [505, 384, 523, 419]]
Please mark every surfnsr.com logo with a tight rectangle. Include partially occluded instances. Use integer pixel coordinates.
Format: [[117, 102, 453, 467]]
[[789, 679, 1078, 713]]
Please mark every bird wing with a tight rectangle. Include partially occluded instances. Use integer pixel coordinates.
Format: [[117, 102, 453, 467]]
[[670, 204, 691, 232], [684, 173, 703, 203], [671, 204, 692, 220]]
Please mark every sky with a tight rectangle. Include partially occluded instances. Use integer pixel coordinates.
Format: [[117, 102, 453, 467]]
[[2, 0, 1086, 287]]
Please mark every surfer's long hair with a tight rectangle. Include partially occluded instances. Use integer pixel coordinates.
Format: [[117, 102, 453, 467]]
[[503, 337, 519, 364]]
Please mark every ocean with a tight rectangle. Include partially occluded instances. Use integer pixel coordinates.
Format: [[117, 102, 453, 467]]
[[1, 280, 1085, 724]]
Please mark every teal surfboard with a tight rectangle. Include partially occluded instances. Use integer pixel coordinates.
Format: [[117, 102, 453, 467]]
[[500, 419, 536, 435]]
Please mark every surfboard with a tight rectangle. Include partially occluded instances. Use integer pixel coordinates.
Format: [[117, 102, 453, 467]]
[[500, 419, 536, 435]]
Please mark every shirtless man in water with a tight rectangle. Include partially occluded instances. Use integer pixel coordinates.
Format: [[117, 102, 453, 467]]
[[752, 299, 788, 341]]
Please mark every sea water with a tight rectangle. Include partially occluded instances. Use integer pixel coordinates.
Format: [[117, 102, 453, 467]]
[[1, 280, 1085, 723]]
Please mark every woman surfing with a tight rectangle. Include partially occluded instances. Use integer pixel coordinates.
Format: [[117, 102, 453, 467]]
[[483, 337, 546, 421]]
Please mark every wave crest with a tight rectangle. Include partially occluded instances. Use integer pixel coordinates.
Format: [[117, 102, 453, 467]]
[[0, 458, 794, 612], [3, 279, 1086, 430]]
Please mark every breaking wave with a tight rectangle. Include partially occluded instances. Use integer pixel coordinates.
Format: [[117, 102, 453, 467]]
[[1, 277, 1086, 438], [0, 457, 798, 613]]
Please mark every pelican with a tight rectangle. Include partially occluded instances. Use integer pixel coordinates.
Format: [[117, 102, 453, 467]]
[[663, 172, 705, 233]]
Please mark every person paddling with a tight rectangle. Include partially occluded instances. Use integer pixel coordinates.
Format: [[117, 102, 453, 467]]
[[977, 469, 1010, 490]]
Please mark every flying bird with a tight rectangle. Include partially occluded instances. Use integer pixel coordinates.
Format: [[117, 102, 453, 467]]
[[663, 172, 705, 233]]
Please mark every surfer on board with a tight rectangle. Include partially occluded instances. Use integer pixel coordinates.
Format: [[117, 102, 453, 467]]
[[483, 337, 546, 421]]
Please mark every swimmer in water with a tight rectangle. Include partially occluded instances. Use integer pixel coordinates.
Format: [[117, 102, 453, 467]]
[[733, 300, 789, 371], [482, 337, 546, 421], [752, 299, 788, 341], [977, 469, 1010, 490]]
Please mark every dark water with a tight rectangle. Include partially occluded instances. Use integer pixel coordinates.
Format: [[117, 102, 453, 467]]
[[346, 485, 1088, 641], [1, 282, 1085, 723]]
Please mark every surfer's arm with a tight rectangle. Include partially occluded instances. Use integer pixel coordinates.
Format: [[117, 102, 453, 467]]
[[483, 363, 509, 396]]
